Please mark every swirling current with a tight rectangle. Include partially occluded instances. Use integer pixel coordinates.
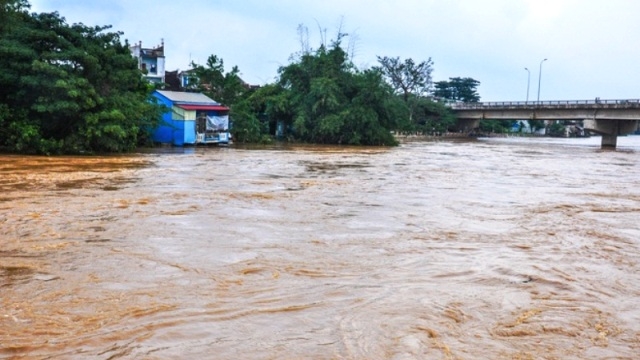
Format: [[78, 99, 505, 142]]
[[2, 136, 640, 359]]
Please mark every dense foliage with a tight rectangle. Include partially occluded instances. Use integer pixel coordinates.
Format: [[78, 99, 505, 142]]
[[527, 119, 546, 133], [376, 56, 434, 102], [189, 55, 246, 108], [279, 39, 400, 145], [395, 96, 457, 135], [226, 33, 463, 143], [0, 0, 162, 154], [374, 56, 455, 134], [231, 36, 403, 145], [229, 83, 284, 143], [434, 77, 481, 103], [478, 119, 516, 134]]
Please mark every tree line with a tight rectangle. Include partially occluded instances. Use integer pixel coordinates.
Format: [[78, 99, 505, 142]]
[[0, 1, 482, 154], [192, 29, 482, 145], [0, 0, 163, 154]]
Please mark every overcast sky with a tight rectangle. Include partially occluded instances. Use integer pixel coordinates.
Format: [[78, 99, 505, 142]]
[[28, 0, 640, 102]]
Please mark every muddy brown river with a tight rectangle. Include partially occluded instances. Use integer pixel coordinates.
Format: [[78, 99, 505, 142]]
[[2, 136, 640, 359]]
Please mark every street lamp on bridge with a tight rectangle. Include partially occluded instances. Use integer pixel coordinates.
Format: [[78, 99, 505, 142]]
[[524, 67, 530, 103], [537, 58, 547, 103]]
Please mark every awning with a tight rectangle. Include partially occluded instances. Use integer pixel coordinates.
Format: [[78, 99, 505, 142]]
[[177, 104, 229, 111]]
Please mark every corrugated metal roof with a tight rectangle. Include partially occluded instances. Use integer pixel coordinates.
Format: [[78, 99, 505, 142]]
[[156, 90, 220, 105], [177, 104, 229, 111]]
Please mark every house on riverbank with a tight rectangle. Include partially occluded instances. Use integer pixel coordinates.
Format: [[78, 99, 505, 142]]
[[152, 90, 230, 146], [130, 40, 165, 84]]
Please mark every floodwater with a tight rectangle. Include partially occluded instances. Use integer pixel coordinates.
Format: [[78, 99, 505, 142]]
[[2, 136, 640, 359]]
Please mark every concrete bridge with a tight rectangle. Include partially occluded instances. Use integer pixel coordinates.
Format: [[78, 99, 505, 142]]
[[449, 99, 640, 148]]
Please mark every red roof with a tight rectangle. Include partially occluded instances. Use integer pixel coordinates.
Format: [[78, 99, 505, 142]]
[[177, 104, 229, 111]]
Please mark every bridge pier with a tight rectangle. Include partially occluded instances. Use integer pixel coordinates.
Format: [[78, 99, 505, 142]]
[[601, 134, 618, 148], [583, 119, 638, 149]]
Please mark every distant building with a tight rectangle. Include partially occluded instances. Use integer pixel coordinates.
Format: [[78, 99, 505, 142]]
[[163, 69, 197, 92], [179, 69, 199, 89], [130, 40, 166, 84], [164, 70, 182, 91], [165, 68, 260, 93], [152, 90, 230, 146]]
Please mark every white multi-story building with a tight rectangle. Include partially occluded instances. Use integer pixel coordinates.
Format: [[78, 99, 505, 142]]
[[130, 40, 165, 84]]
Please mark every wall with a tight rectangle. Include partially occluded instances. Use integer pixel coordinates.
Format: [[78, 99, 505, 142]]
[[151, 92, 199, 146]]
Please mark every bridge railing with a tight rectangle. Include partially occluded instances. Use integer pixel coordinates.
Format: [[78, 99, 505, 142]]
[[447, 99, 640, 110]]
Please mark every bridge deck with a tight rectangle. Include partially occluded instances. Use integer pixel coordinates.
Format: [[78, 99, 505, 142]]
[[449, 99, 640, 110]]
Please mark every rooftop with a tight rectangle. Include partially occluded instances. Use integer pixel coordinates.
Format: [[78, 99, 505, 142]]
[[156, 90, 220, 105]]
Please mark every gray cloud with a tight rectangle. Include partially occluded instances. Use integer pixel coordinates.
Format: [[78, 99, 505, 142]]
[[30, 0, 640, 101]]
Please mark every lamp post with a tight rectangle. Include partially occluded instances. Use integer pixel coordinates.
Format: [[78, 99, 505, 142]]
[[524, 67, 530, 103], [537, 58, 547, 103]]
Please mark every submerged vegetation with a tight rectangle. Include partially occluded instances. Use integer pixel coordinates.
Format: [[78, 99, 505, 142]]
[[0, 1, 480, 154]]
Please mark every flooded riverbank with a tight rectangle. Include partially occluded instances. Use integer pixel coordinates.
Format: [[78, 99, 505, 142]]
[[2, 136, 640, 359]]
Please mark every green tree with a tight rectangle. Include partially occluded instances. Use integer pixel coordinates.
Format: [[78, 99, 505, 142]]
[[0, 1, 162, 154], [376, 56, 434, 102], [412, 97, 457, 134], [232, 83, 291, 141], [527, 119, 545, 133], [189, 55, 246, 107], [270, 34, 397, 145], [228, 100, 264, 143], [375, 56, 458, 134], [479, 119, 515, 133], [434, 77, 481, 103], [547, 121, 566, 137]]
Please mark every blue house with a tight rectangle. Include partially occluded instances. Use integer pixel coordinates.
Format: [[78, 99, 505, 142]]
[[152, 90, 231, 146]]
